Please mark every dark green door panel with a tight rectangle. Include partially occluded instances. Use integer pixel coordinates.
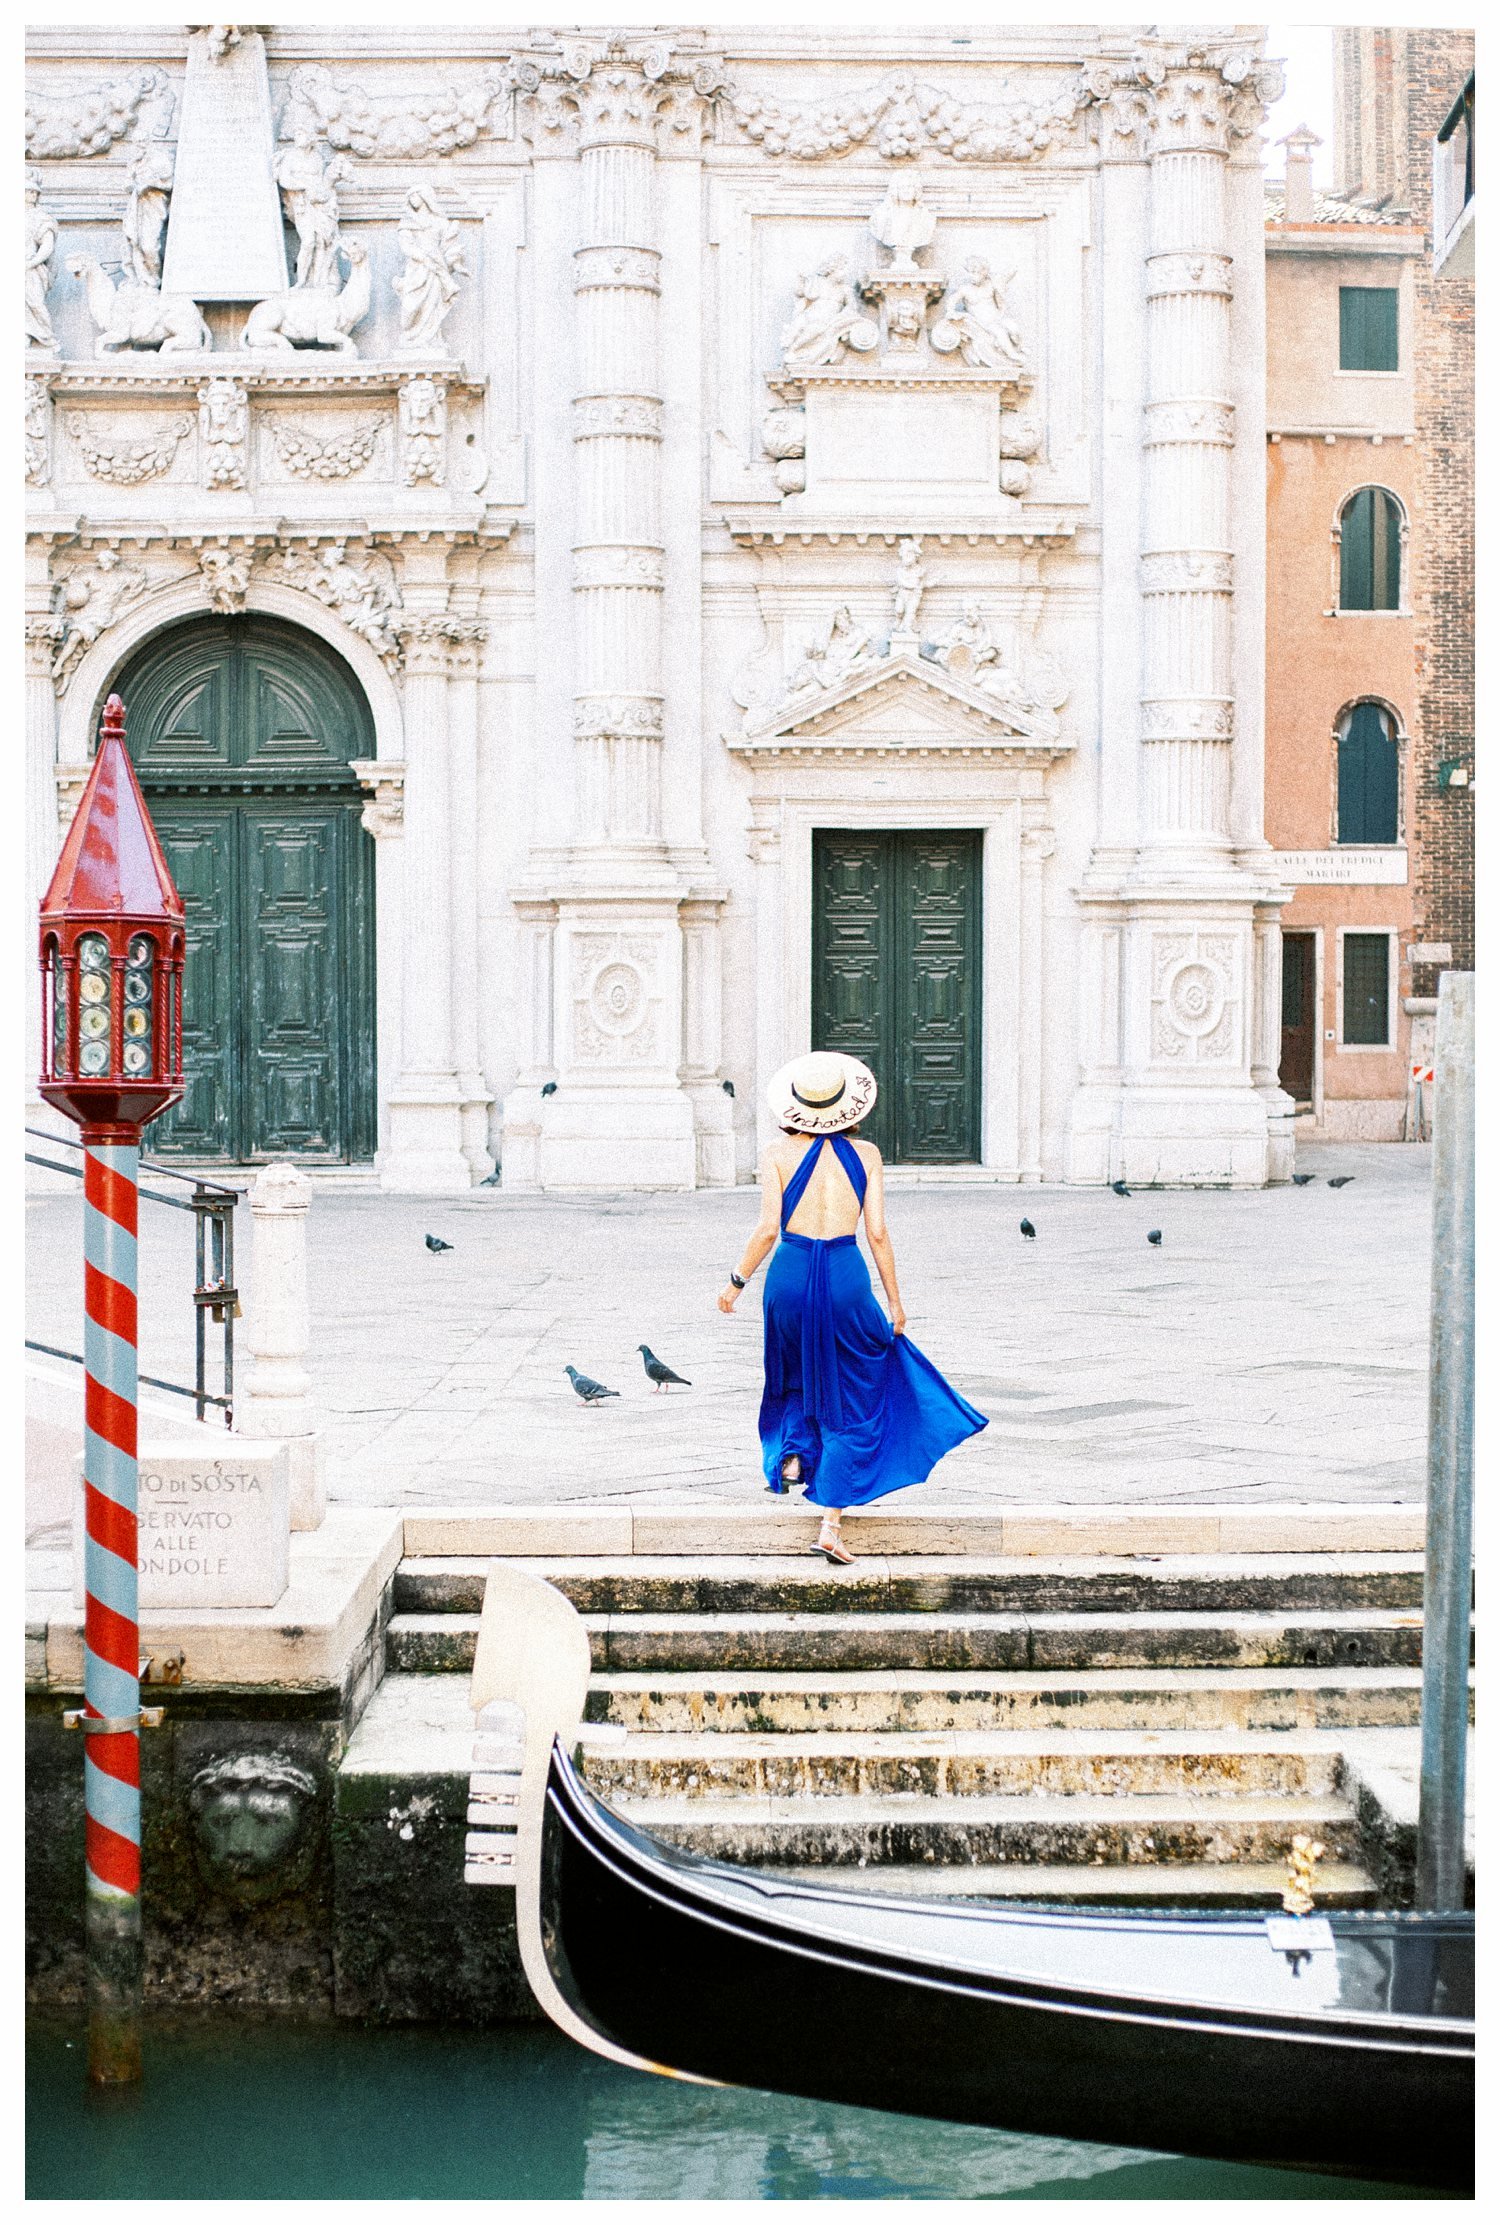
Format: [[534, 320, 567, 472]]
[[112, 617, 376, 1164], [812, 831, 982, 1164]]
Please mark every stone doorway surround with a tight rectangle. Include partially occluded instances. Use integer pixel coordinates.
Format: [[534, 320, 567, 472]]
[[728, 651, 1068, 1180]]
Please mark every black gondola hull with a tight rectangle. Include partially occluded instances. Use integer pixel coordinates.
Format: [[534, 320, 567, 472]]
[[540, 1744, 1472, 2191]]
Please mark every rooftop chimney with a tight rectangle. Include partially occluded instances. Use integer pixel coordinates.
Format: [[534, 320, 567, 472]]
[[1279, 125, 1323, 224]]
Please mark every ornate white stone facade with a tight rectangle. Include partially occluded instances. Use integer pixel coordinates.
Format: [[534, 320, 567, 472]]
[[25, 25, 1292, 1191]]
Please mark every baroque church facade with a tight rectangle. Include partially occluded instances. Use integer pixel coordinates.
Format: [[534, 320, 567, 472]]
[[25, 24, 1293, 1192]]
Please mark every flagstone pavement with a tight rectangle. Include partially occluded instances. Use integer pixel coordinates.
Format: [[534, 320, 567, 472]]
[[26, 1142, 1433, 1514]]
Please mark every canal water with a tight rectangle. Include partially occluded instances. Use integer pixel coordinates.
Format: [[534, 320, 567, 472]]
[[28, 2016, 1438, 2201]]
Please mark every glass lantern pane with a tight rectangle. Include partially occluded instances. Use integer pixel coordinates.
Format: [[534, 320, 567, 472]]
[[127, 935, 153, 967], [81, 1006, 109, 1040], [123, 1042, 150, 1075], [124, 972, 150, 1003], [79, 1042, 108, 1075], [78, 935, 109, 972], [79, 972, 108, 1006]]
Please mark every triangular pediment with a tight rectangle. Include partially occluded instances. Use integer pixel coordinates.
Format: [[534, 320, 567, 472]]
[[731, 652, 1066, 755]]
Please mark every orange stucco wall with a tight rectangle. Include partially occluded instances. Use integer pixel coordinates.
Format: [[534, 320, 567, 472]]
[[1266, 245, 1421, 1116]]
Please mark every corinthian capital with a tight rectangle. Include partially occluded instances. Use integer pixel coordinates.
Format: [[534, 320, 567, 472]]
[[517, 36, 727, 152], [1077, 41, 1284, 157]]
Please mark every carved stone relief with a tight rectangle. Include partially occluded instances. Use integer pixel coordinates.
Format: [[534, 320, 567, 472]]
[[266, 537, 402, 668], [123, 141, 174, 287], [25, 67, 173, 159], [282, 61, 510, 159], [571, 934, 660, 1064], [239, 241, 371, 355], [187, 1753, 320, 1909], [67, 411, 192, 486], [25, 375, 50, 486], [51, 547, 150, 686], [197, 540, 252, 614], [724, 69, 1081, 162], [1150, 932, 1241, 1064], [267, 414, 382, 481], [398, 375, 447, 486], [198, 377, 249, 490]]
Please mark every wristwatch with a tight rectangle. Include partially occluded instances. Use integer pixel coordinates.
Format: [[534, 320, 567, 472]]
[[729, 1271, 746, 1290]]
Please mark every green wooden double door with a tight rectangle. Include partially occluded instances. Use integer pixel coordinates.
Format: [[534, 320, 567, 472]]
[[114, 617, 376, 1164], [812, 830, 982, 1163]]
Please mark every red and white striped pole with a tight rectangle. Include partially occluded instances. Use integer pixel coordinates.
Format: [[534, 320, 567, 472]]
[[41, 692, 186, 2087], [80, 1134, 145, 2084]]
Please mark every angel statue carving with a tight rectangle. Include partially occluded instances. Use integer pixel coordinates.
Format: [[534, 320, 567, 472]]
[[932, 258, 1028, 374], [890, 539, 926, 641], [394, 185, 466, 354], [780, 257, 877, 370]]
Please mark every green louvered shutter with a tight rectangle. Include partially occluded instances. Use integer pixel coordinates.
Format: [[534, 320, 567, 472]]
[[1338, 703, 1399, 843], [1339, 286, 1399, 371]]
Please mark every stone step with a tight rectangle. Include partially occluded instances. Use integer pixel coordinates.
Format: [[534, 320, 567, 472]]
[[392, 1553, 1426, 1619], [400, 1504, 1425, 1560], [769, 1861, 1379, 1908], [579, 1729, 1347, 1802], [385, 1606, 1430, 1677], [585, 1665, 1431, 1735], [610, 1790, 1365, 1869]]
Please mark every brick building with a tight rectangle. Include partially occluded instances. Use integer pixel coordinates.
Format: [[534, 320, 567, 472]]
[[1333, 30, 1474, 1011], [1264, 33, 1474, 1138]]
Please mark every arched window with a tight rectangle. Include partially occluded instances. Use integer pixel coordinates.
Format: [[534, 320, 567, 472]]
[[1338, 487, 1403, 611], [1337, 701, 1400, 844]]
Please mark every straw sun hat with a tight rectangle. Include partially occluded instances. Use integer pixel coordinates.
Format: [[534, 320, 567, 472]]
[[766, 1050, 878, 1135]]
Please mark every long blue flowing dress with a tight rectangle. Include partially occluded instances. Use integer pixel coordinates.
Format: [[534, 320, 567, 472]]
[[758, 1134, 988, 1508]]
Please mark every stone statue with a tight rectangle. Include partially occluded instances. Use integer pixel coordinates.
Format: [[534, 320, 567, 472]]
[[890, 537, 926, 640], [932, 601, 1000, 681], [198, 541, 251, 615], [188, 1752, 320, 1908], [780, 256, 877, 370], [394, 184, 466, 354], [275, 120, 351, 290], [273, 536, 402, 665], [123, 141, 174, 287], [52, 547, 149, 685], [66, 252, 210, 356], [869, 174, 937, 271], [790, 604, 875, 695], [240, 240, 371, 354], [25, 169, 56, 350], [931, 257, 1028, 374]]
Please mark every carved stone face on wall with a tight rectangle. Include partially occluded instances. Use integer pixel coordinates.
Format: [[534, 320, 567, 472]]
[[188, 1753, 320, 1907]]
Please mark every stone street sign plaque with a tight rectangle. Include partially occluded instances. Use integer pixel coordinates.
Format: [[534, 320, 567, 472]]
[[161, 30, 288, 303], [73, 1440, 290, 1609], [1274, 848, 1408, 886]]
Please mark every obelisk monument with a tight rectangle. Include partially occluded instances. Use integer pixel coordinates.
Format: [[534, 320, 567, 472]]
[[161, 27, 287, 302]]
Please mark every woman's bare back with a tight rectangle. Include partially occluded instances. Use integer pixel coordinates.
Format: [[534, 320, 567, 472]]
[[772, 1133, 880, 1240]]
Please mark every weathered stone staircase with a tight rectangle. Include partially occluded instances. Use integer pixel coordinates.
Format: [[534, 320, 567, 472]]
[[374, 1505, 1445, 1907]]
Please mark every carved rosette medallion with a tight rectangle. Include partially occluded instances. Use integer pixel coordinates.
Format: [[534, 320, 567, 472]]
[[1150, 934, 1241, 1065], [571, 933, 660, 1063]]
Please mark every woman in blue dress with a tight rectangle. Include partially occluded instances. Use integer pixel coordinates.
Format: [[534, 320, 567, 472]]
[[717, 1051, 987, 1564]]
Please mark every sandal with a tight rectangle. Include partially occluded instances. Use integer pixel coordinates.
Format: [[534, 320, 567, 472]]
[[811, 1518, 854, 1567], [767, 1453, 803, 1496]]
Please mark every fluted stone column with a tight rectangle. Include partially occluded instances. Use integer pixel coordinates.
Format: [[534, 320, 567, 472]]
[[25, 609, 65, 1165], [513, 41, 723, 1191], [446, 622, 494, 1179], [379, 617, 470, 1192], [1070, 39, 1288, 1188]]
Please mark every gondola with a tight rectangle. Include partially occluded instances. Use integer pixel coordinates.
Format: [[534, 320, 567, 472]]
[[469, 1564, 1475, 2193]]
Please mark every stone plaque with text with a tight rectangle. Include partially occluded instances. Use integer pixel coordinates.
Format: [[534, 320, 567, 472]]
[[73, 1441, 290, 1610], [160, 30, 288, 302]]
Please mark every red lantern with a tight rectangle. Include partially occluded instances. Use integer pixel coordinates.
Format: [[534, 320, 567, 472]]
[[39, 693, 185, 1139]]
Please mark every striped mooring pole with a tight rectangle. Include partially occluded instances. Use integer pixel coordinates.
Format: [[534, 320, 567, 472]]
[[40, 690, 187, 2088], [79, 1137, 153, 2085]]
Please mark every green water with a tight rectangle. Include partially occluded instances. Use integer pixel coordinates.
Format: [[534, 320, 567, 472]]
[[27, 2017, 1443, 2202]]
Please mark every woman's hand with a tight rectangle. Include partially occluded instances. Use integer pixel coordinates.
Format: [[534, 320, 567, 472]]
[[890, 1303, 907, 1336], [717, 1284, 740, 1315]]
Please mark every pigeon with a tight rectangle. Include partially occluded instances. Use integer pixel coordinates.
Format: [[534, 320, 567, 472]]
[[541, 1081, 558, 1098], [1147, 1229, 1163, 1248], [1111, 1180, 1132, 1197], [1328, 1176, 1356, 1189], [722, 1078, 735, 1098], [1020, 1217, 1036, 1241], [565, 1365, 619, 1405], [639, 1344, 691, 1392], [424, 1234, 454, 1253], [1292, 1173, 1316, 1186]]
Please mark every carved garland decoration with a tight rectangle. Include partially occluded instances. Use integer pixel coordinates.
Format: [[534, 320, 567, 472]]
[[723, 69, 1082, 161], [67, 412, 192, 486], [267, 415, 383, 481], [280, 62, 509, 158], [25, 67, 174, 158]]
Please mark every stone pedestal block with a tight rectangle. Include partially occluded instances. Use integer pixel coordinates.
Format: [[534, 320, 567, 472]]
[[72, 1440, 290, 1610]]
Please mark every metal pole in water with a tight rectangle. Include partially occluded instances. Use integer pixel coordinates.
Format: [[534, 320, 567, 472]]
[[1416, 972, 1474, 1910], [81, 1135, 145, 2083]]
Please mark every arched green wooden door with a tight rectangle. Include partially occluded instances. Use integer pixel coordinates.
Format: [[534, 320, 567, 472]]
[[112, 617, 376, 1164]]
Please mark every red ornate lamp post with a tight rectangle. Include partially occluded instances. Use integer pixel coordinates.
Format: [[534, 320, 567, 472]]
[[39, 693, 185, 2086]]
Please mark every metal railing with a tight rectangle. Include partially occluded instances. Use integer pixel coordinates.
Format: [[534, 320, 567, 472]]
[[26, 1127, 241, 1426]]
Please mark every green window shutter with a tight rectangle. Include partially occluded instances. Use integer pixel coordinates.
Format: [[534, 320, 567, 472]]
[[1338, 702, 1399, 843], [1342, 933, 1391, 1046], [1340, 488, 1374, 608], [1373, 488, 1401, 608], [1339, 287, 1399, 371]]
